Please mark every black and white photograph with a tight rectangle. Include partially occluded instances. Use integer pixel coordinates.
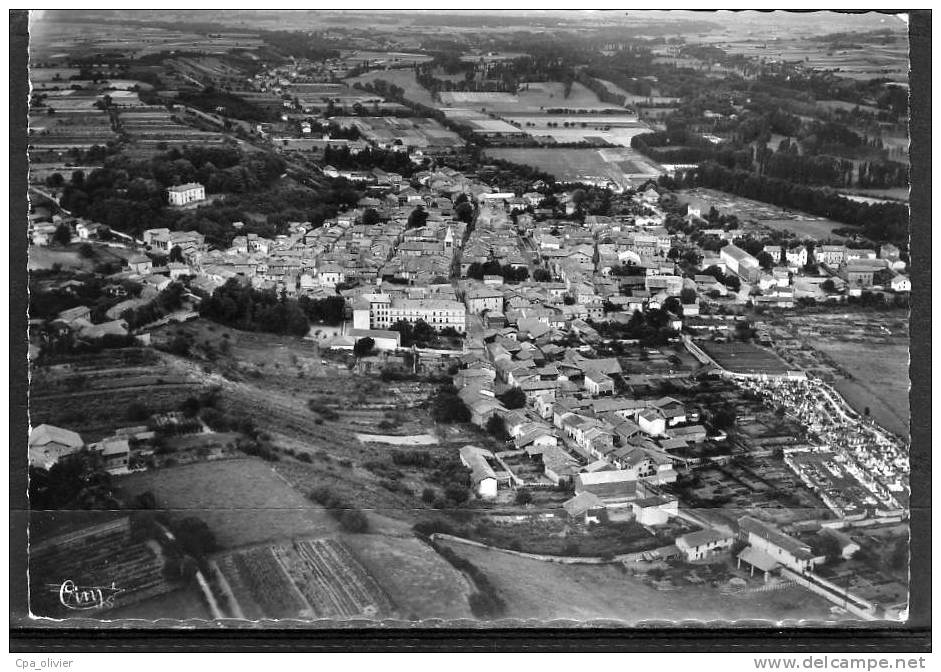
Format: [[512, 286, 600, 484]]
[[13, 8, 922, 636]]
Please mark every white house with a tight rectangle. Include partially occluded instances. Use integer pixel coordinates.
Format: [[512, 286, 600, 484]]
[[459, 445, 499, 498], [890, 274, 911, 292], [738, 515, 816, 574], [29, 424, 84, 469], [167, 182, 206, 206], [676, 528, 735, 561]]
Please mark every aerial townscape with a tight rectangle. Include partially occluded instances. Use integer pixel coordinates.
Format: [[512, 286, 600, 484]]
[[24, 10, 910, 626]]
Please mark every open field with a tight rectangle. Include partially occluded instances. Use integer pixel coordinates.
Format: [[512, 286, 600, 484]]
[[770, 311, 910, 439], [503, 113, 651, 146], [27, 246, 97, 272], [441, 82, 620, 114], [345, 69, 437, 108], [343, 533, 474, 620], [679, 188, 859, 241], [821, 342, 909, 439], [484, 147, 661, 190], [440, 540, 848, 624], [701, 341, 792, 376], [115, 459, 339, 550]]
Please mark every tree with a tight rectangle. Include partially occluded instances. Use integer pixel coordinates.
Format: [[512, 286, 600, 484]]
[[430, 385, 471, 423], [454, 201, 474, 224], [353, 336, 375, 358], [757, 251, 775, 270], [181, 396, 201, 418], [444, 483, 470, 504], [532, 268, 551, 282], [486, 414, 509, 441], [407, 206, 428, 229], [411, 319, 437, 347], [496, 387, 526, 409], [680, 287, 698, 304], [514, 490, 533, 505], [338, 509, 370, 533], [52, 223, 71, 246], [171, 517, 218, 557], [362, 208, 381, 227]]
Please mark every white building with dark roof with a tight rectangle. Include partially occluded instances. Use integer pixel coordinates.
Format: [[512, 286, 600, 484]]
[[29, 424, 85, 469], [167, 182, 206, 206]]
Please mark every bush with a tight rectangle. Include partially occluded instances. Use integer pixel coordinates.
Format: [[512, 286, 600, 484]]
[[338, 508, 370, 533], [514, 490, 533, 505], [444, 483, 470, 504], [308, 486, 369, 533], [421, 488, 437, 504]]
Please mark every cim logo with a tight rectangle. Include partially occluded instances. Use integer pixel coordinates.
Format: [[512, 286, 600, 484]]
[[55, 580, 124, 611]]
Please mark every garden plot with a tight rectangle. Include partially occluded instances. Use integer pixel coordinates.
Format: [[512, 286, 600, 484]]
[[215, 537, 395, 620]]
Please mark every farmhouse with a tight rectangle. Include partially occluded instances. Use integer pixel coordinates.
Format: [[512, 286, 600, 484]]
[[29, 424, 84, 469], [92, 437, 131, 474], [563, 491, 606, 524], [630, 494, 678, 526], [459, 445, 501, 498], [738, 515, 817, 575], [127, 254, 153, 275], [676, 528, 735, 561], [56, 305, 92, 325]]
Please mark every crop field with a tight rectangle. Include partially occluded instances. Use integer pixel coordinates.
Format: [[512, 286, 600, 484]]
[[438, 82, 619, 114], [29, 517, 172, 618], [700, 341, 792, 376], [483, 147, 661, 190], [503, 114, 651, 147], [115, 459, 339, 550], [332, 116, 463, 148], [439, 540, 847, 624], [29, 348, 205, 442], [215, 538, 395, 620]]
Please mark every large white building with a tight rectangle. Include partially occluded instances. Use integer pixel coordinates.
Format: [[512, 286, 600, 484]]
[[167, 182, 206, 206], [353, 293, 466, 333], [720, 244, 760, 282]]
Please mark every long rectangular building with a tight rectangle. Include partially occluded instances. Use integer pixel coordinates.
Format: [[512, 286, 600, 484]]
[[353, 293, 466, 333]]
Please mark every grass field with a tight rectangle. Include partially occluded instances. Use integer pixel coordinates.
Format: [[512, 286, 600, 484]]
[[440, 540, 848, 624], [701, 342, 792, 375], [343, 533, 474, 620], [115, 459, 340, 549], [484, 147, 660, 189], [345, 69, 437, 108], [822, 342, 910, 439], [28, 246, 97, 272]]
